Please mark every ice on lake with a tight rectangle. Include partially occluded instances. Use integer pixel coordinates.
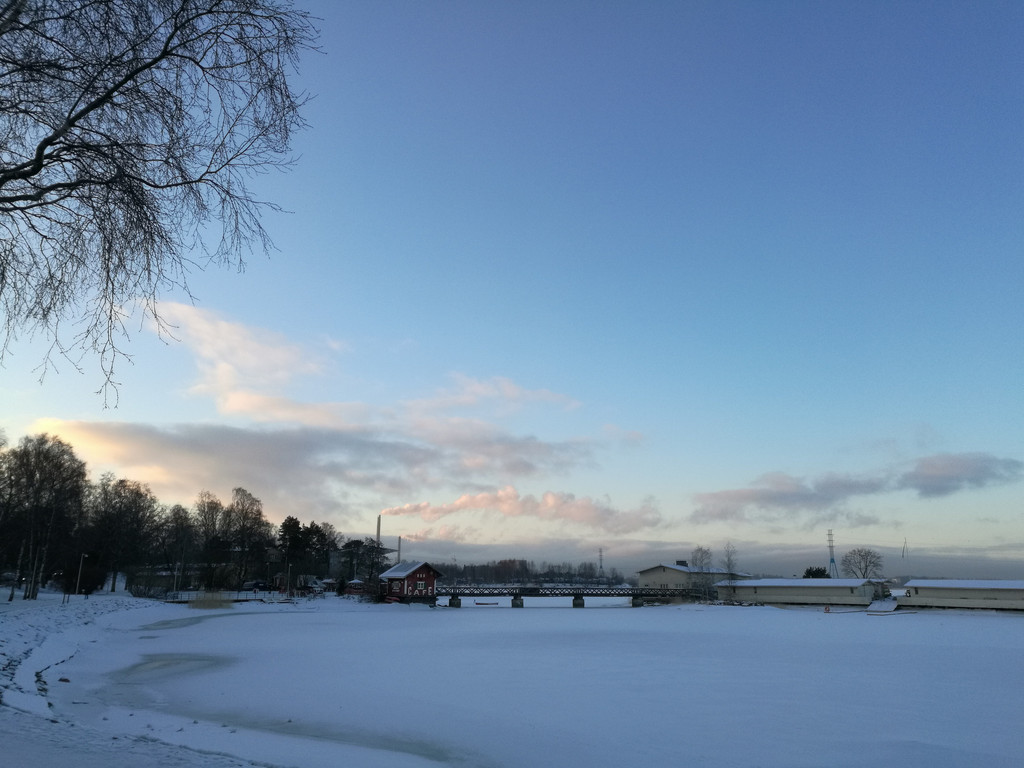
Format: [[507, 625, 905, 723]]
[[3, 593, 1022, 767]]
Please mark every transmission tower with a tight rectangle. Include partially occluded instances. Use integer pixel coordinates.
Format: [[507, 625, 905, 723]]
[[598, 547, 605, 579], [827, 530, 839, 577]]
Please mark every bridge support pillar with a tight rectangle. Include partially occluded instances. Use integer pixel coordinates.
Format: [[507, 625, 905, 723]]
[[511, 596, 524, 608], [448, 596, 462, 608], [572, 595, 585, 608], [631, 596, 644, 607]]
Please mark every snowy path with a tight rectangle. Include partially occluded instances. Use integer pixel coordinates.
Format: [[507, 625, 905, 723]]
[[0, 593, 275, 768], [1, 593, 143, 713]]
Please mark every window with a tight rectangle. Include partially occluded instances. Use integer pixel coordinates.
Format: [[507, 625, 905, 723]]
[[416, 581, 426, 590]]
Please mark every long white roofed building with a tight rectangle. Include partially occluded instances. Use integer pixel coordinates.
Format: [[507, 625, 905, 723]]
[[897, 580, 1024, 610], [715, 578, 878, 606]]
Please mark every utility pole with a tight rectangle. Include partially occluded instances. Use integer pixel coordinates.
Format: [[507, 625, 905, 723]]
[[75, 553, 89, 598]]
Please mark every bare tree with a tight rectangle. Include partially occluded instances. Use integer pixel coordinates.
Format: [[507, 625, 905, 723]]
[[1, 434, 87, 599], [0, 0, 317, 394], [690, 544, 712, 600], [225, 487, 272, 588], [158, 503, 197, 591], [88, 474, 161, 593], [720, 541, 739, 599], [841, 547, 883, 579], [194, 489, 228, 588]]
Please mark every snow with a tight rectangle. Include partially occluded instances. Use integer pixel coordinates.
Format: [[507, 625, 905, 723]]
[[3, 591, 1023, 767], [380, 561, 436, 579]]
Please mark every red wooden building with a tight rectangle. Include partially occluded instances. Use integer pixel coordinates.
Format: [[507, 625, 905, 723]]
[[379, 561, 444, 603]]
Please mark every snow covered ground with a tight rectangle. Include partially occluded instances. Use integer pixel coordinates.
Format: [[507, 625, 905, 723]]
[[2, 591, 1022, 767]]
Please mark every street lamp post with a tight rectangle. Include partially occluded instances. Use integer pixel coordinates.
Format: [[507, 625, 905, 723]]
[[75, 553, 89, 597]]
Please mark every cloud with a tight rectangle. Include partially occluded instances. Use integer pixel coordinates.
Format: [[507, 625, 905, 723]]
[[153, 305, 592, 472], [160, 302, 321, 396], [155, 303, 369, 427], [690, 452, 1022, 527], [404, 416, 593, 479], [59, 304, 600, 524], [400, 525, 481, 544], [34, 411, 598, 527], [34, 420, 412, 518], [404, 373, 581, 414], [213, 390, 372, 430], [896, 453, 1024, 497], [691, 471, 886, 526], [382, 486, 662, 535]]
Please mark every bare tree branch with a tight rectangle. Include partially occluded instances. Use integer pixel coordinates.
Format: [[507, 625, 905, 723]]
[[0, 1, 25, 35], [0, 0, 318, 400], [841, 547, 883, 579]]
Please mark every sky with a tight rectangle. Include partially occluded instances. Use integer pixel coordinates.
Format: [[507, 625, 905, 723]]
[[2, 0, 1023, 578]]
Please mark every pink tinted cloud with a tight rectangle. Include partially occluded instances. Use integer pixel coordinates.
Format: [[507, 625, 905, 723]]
[[400, 525, 479, 544], [383, 486, 661, 535]]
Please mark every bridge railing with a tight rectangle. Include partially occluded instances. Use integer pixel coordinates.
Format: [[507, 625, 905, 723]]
[[435, 585, 698, 599]]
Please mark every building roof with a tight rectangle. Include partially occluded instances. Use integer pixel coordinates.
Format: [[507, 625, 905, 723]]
[[380, 561, 442, 580], [715, 578, 872, 588], [903, 579, 1024, 590], [638, 562, 740, 576]]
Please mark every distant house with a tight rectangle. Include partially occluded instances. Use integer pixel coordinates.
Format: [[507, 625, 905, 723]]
[[897, 580, 1024, 610], [716, 578, 876, 606], [637, 561, 747, 597], [379, 562, 444, 604]]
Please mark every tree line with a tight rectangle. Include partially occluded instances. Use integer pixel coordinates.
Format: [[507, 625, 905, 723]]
[[0, 431, 352, 600], [446, 558, 626, 586]]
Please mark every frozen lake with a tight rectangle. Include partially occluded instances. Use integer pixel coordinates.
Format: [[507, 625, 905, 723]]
[[3, 593, 1022, 767]]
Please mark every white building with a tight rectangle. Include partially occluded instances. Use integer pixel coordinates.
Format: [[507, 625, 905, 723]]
[[637, 561, 746, 596], [897, 580, 1024, 610], [716, 578, 876, 606]]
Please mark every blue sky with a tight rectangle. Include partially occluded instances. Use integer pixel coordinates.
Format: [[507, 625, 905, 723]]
[[3, 1, 1023, 577]]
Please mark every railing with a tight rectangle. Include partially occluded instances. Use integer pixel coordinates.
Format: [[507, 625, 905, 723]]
[[436, 585, 697, 599]]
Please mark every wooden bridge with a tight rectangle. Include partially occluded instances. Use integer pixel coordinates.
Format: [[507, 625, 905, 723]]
[[437, 584, 697, 607]]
